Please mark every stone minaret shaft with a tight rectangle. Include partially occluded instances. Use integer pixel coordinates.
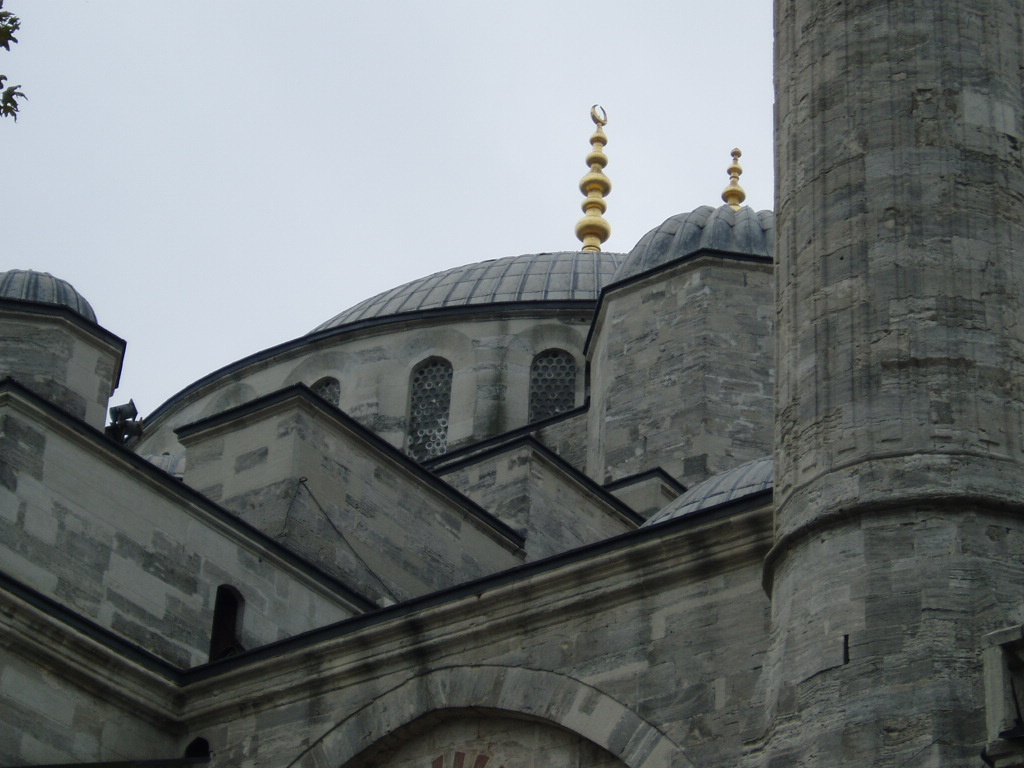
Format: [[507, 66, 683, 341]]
[[765, 0, 1024, 764]]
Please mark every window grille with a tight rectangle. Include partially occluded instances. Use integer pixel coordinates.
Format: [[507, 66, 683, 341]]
[[408, 358, 453, 460], [311, 376, 341, 406], [529, 349, 576, 422]]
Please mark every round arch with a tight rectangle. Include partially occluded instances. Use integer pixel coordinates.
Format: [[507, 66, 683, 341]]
[[285, 665, 691, 768]]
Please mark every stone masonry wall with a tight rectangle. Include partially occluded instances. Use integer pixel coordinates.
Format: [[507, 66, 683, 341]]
[[0, 389, 356, 668], [534, 409, 589, 472], [0, 310, 123, 430], [0, 647, 177, 765], [587, 257, 773, 490], [173, 504, 773, 768], [0, 579, 183, 767], [439, 441, 637, 561], [136, 313, 590, 460], [179, 390, 524, 602]]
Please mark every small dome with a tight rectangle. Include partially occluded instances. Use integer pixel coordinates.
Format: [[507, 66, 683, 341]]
[[0, 269, 97, 323], [614, 205, 774, 283], [643, 456, 773, 526], [312, 251, 624, 332]]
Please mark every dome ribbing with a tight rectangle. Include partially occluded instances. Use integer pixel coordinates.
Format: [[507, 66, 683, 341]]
[[643, 456, 774, 526], [614, 205, 774, 283], [312, 251, 624, 333], [0, 269, 98, 323]]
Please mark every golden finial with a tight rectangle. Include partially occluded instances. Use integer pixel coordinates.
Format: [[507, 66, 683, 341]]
[[575, 105, 612, 252], [722, 148, 746, 210]]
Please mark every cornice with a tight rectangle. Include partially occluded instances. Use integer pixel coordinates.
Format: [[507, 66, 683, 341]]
[[0, 576, 184, 730]]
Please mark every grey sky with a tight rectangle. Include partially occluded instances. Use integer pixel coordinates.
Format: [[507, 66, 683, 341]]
[[3, 2, 773, 416]]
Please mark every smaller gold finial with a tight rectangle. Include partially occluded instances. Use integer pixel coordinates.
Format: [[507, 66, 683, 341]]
[[722, 148, 747, 210], [575, 105, 612, 252]]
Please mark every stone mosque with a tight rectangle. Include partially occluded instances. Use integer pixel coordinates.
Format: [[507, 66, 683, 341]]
[[4, 1, 1024, 765]]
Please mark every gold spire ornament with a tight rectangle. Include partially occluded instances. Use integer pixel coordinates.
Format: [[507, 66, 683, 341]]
[[575, 105, 612, 252], [721, 148, 747, 210]]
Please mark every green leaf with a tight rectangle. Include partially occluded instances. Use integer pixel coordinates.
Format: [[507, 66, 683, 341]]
[[0, 9, 19, 51], [1, 82, 25, 120]]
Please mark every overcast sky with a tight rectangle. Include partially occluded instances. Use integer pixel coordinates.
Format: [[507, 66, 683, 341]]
[[3, 2, 774, 417]]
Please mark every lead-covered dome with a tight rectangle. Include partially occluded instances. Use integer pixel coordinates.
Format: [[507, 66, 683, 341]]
[[0, 269, 98, 323], [614, 205, 774, 283], [643, 456, 774, 526], [312, 251, 624, 332]]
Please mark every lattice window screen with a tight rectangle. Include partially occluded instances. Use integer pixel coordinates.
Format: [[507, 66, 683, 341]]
[[311, 376, 341, 406], [529, 349, 576, 422], [408, 358, 453, 460]]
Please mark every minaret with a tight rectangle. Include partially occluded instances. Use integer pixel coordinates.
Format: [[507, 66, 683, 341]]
[[575, 105, 612, 252], [764, 0, 1024, 764]]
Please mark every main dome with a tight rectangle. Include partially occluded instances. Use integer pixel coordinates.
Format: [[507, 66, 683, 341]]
[[0, 269, 98, 323], [312, 251, 624, 332], [614, 205, 774, 283]]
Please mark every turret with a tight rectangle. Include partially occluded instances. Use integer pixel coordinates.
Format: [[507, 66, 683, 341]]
[[586, 152, 775, 490], [0, 270, 125, 430]]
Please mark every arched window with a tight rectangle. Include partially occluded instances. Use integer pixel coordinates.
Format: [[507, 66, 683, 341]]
[[311, 376, 341, 406], [408, 357, 453, 461], [529, 349, 577, 422], [208, 585, 244, 661]]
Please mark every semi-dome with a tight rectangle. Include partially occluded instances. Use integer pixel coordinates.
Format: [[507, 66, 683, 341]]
[[614, 205, 774, 283], [0, 269, 98, 323], [312, 251, 624, 332], [643, 456, 774, 526]]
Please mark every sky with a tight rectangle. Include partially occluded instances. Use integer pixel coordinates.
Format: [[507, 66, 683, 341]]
[[2, 2, 774, 418]]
